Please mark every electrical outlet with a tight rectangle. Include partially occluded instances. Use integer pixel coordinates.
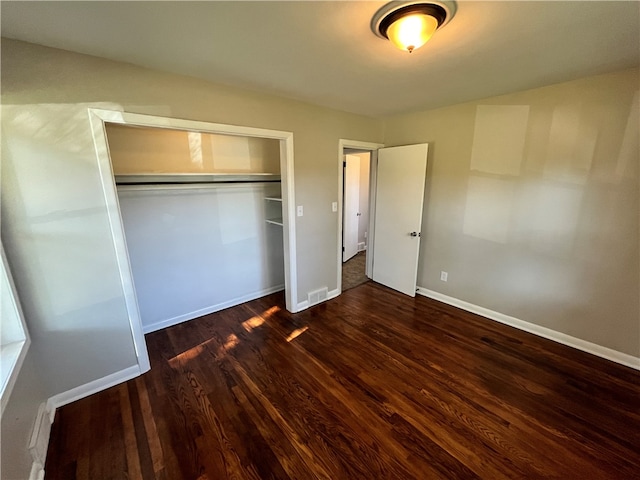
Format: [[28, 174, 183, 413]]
[[332, 202, 338, 212], [297, 205, 304, 217], [440, 271, 448, 282]]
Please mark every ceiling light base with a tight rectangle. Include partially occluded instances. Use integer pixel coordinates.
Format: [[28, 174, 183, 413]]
[[371, 1, 457, 52]]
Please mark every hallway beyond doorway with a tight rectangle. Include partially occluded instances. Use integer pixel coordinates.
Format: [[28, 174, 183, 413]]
[[342, 252, 368, 291]]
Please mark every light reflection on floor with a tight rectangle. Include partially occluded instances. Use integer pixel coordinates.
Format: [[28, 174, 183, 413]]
[[167, 305, 285, 366], [285, 326, 309, 343]]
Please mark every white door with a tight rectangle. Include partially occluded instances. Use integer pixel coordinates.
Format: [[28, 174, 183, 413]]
[[372, 144, 428, 296], [343, 154, 360, 262]]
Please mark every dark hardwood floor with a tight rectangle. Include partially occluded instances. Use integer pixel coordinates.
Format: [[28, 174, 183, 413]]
[[45, 282, 640, 479]]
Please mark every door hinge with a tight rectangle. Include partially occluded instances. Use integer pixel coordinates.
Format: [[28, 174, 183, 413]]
[[342, 246, 345, 252], [343, 161, 346, 167]]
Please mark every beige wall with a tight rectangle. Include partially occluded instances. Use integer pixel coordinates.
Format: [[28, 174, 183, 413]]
[[1, 36, 383, 305], [107, 124, 281, 174], [383, 68, 639, 356], [1, 38, 382, 479], [1, 37, 637, 480]]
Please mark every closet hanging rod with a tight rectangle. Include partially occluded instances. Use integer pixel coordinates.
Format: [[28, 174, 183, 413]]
[[115, 174, 281, 185]]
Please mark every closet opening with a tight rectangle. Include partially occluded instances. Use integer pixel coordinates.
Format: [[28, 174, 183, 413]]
[[89, 109, 297, 370]]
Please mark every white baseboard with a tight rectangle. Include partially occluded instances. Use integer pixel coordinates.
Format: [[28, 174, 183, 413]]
[[35, 365, 143, 477], [327, 288, 340, 301], [27, 402, 53, 480], [416, 287, 640, 371], [47, 364, 141, 411], [296, 288, 340, 313], [29, 461, 44, 480], [295, 300, 310, 312], [28, 403, 52, 465], [142, 285, 285, 333]]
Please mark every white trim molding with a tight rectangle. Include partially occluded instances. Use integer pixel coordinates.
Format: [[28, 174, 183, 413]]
[[279, 132, 298, 314], [88, 109, 151, 374], [47, 365, 142, 411], [29, 461, 45, 480], [296, 288, 340, 313], [29, 366, 140, 480], [1, 245, 32, 416], [87, 108, 298, 354], [328, 287, 340, 301], [143, 285, 285, 333], [416, 287, 640, 371], [28, 402, 53, 480]]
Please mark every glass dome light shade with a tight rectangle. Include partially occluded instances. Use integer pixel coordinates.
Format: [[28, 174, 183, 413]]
[[386, 13, 439, 53]]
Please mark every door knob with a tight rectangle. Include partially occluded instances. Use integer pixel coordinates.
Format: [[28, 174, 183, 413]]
[[410, 231, 419, 237]]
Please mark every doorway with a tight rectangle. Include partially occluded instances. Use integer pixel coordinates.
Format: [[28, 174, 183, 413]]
[[342, 150, 371, 291], [337, 139, 383, 294], [338, 139, 430, 298]]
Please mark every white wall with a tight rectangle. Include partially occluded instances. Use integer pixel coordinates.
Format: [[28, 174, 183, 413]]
[[384, 68, 640, 357], [118, 183, 285, 332]]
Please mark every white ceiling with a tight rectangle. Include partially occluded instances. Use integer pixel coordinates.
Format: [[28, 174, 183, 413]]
[[2, 1, 639, 117]]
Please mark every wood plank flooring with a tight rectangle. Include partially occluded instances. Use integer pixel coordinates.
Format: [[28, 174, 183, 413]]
[[45, 282, 640, 479]]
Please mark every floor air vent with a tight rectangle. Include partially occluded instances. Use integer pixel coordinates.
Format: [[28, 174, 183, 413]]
[[308, 287, 328, 306]]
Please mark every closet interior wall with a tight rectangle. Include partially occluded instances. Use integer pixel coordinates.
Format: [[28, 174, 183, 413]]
[[106, 124, 285, 333]]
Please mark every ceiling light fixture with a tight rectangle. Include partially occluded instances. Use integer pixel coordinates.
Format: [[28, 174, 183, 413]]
[[371, 1, 456, 53]]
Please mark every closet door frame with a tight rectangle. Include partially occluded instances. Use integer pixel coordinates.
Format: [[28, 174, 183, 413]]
[[87, 108, 298, 371]]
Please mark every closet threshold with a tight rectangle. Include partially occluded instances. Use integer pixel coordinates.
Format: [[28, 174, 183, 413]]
[[115, 173, 281, 185]]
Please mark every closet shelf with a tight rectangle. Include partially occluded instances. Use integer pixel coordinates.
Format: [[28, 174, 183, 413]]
[[115, 173, 281, 185], [266, 218, 284, 226]]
